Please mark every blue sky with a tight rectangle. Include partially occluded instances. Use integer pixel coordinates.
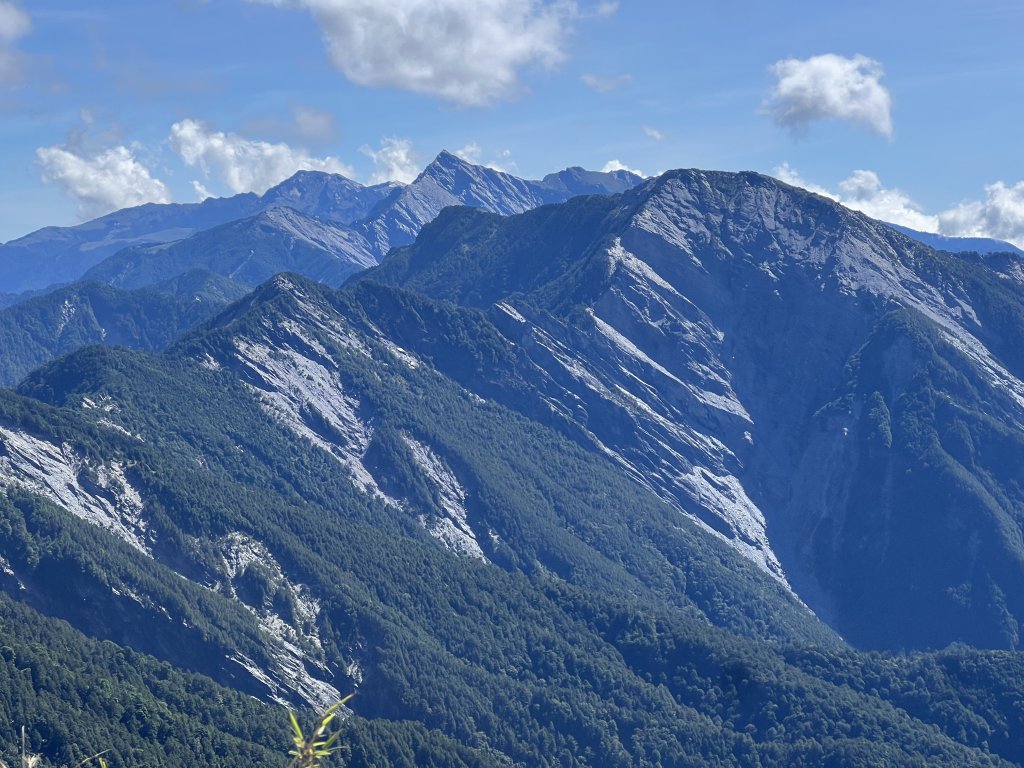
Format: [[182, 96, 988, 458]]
[[0, 0, 1022, 245]]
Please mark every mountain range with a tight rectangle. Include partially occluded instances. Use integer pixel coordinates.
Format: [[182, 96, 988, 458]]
[[1, 154, 1024, 765], [0, 152, 642, 298]]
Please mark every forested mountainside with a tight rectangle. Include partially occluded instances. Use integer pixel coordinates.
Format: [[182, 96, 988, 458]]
[[1, 166, 1024, 765], [0, 269, 1018, 765], [0, 274, 248, 387], [365, 169, 1024, 652]]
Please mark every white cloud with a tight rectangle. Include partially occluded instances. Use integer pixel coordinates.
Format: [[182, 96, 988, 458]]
[[836, 170, 939, 231], [192, 180, 214, 202], [0, 1, 29, 84], [0, 2, 29, 43], [774, 164, 936, 230], [939, 182, 1024, 248], [251, 0, 574, 107], [360, 137, 420, 185], [581, 73, 631, 92], [455, 143, 482, 164], [773, 162, 834, 198], [454, 143, 516, 172], [36, 144, 171, 220], [643, 125, 664, 141], [774, 164, 1024, 248], [765, 53, 893, 138], [602, 159, 643, 177], [486, 148, 516, 174], [170, 119, 354, 195]]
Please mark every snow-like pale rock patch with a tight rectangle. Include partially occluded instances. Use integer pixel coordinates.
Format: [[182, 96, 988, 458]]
[[0, 427, 151, 554], [402, 435, 487, 561], [219, 532, 343, 710], [232, 337, 397, 504], [488, 239, 791, 587]]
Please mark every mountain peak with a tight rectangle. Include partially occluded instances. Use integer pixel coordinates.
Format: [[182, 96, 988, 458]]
[[434, 149, 464, 164], [262, 169, 362, 200], [419, 149, 498, 184], [260, 170, 397, 227]]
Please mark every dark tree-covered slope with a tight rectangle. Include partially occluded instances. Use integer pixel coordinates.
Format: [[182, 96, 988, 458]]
[[0, 276, 244, 387]]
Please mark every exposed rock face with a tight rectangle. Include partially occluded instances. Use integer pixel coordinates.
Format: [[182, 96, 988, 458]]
[[364, 169, 1024, 650], [0, 427, 150, 554]]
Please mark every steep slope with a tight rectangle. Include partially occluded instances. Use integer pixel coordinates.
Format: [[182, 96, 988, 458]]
[[83, 207, 376, 290], [0, 273, 1022, 763], [364, 169, 1024, 651], [0, 277, 239, 387], [259, 170, 401, 224], [357, 150, 643, 257]]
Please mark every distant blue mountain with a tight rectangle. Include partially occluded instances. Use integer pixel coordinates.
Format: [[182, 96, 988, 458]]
[[889, 223, 1024, 257], [0, 153, 642, 295], [0, 173, 398, 294], [354, 150, 643, 257]]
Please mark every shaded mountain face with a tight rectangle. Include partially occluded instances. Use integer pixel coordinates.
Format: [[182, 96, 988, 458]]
[[0, 194, 265, 294], [0, 153, 642, 296], [0, 171, 394, 295], [83, 206, 377, 291], [5, 274, 1024, 766], [363, 169, 1024, 651], [0, 275, 247, 387]]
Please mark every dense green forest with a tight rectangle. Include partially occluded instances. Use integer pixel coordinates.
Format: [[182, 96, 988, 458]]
[[0, 272, 1020, 765]]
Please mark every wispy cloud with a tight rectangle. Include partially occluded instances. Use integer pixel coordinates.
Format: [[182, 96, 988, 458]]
[[36, 144, 171, 219], [170, 119, 354, 195], [0, 2, 29, 42], [249, 0, 576, 107], [0, 1, 30, 85], [643, 125, 664, 141], [455, 143, 482, 164], [764, 54, 893, 138], [602, 159, 643, 177], [455, 143, 516, 172], [292, 105, 337, 143], [581, 72, 632, 92], [242, 105, 339, 146]]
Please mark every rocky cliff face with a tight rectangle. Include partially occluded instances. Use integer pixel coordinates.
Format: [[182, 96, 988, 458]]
[[365, 169, 1024, 650]]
